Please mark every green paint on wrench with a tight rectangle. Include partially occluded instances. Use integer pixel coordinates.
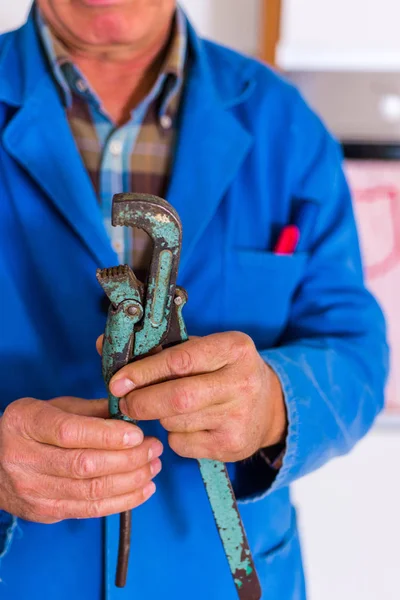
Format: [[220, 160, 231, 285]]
[[198, 459, 261, 599], [198, 459, 253, 575], [150, 249, 173, 327]]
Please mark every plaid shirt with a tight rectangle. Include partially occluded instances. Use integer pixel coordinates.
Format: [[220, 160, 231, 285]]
[[36, 7, 187, 277]]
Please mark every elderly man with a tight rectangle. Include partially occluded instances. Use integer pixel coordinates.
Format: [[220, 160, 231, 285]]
[[0, 1, 388, 599]]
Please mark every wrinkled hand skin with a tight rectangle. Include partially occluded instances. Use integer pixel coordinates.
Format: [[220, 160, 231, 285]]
[[105, 332, 286, 463], [0, 397, 163, 523]]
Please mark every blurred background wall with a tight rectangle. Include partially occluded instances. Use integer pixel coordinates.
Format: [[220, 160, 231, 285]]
[[279, 0, 400, 70], [1, 2, 399, 599]]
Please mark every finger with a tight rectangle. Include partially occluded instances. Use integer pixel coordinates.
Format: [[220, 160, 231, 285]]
[[50, 397, 109, 418], [169, 430, 252, 463], [40, 482, 157, 521], [36, 458, 162, 501], [109, 334, 233, 397], [120, 371, 228, 421], [96, 335, 104, 356], [160, 405, 228, 433], [27, 436, 163, 479], [168, 431, 218, 460], [26, 402, 143, 450]]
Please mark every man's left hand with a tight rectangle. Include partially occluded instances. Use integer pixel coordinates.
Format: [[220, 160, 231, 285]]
[[105, 332, 286, 463]]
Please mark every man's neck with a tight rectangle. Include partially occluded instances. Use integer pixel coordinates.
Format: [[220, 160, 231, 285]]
[[51, 19, 174, 126]]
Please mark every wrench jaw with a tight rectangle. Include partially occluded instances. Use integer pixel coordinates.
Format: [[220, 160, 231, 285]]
[[96, 264, 143, 308], [111, 194, 184, 359], [112, 193, 182, 237], [96, 265, 144, 421]]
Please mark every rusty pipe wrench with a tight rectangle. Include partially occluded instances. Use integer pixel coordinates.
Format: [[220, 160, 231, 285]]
[[96, 193, 261, 600]]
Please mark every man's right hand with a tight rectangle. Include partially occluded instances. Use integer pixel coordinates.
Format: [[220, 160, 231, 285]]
[[0, 397, 163, 523]]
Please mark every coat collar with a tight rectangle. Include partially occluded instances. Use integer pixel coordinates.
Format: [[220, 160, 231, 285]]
[[0, 12, 51, 107], [0, 14, 114, 267], [0, 13, 255, 271], [167, 20, 255, 271]]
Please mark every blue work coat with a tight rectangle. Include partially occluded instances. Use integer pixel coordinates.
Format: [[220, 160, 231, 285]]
[[0, 11, 388, 600]]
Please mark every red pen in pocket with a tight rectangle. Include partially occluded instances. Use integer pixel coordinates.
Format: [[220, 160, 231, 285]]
[[274, 224, 300, 255]]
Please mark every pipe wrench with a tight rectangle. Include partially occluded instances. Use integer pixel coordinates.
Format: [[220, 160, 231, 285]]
[[97, 193, 261, 600]]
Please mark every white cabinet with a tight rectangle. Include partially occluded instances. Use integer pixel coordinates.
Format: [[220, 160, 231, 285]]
[[279, 0, 400, 71]]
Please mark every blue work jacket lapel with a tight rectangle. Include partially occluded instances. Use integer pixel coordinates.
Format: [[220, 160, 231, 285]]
[[167, 22, 254, 272], [0, 15, 254, 272], [0, 17, 115, 268]]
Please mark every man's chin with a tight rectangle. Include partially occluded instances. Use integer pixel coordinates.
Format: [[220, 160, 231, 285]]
[[41, 0, 175, 55], [76, 0, 129, 7], [89, 12, 132, 44], [56, 10, 137, 48]]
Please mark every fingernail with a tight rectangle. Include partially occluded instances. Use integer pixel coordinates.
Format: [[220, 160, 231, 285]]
[[150, 458, 162, 476], [111, 378, 135, 397], [123, 430, 143, 447], [148, 441, 163, 461], [143, 481, 156, 498]]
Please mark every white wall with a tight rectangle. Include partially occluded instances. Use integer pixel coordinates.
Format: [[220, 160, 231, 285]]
[[180, 0, 260, 56], [293, 428, 400, 600], [279, 0, 400, 69], [0, 0, 32, 32]]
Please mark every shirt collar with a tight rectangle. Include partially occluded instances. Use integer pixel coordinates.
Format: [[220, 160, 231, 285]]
[[35, 5, 187, 116]]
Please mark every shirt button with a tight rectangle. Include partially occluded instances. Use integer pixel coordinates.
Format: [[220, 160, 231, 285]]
[[76, 79, 88, 93], [160, 114, 173, 130], [110, 140, 123, 156]]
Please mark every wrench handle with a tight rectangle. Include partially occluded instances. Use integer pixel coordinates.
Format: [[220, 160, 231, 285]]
[[115, 510, 132, 588]]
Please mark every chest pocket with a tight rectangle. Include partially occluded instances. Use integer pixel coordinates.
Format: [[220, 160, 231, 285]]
[[224, 250, 308, 348]]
